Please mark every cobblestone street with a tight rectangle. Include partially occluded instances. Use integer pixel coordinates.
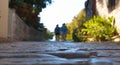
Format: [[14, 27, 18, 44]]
[[0, 41, 120, 65]]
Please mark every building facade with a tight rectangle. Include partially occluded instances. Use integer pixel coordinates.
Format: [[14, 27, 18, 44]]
[[85, 0, 120, 34], [96, 0, 120, 34], [0, 0, 9, 41], [85, 0, 96, 18]]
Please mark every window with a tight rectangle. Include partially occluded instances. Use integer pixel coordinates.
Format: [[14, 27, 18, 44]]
[[108, 0, 115, 9]]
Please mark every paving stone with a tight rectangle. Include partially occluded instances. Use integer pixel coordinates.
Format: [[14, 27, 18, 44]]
[[0, 55, 68, 65], [48, 51, 91, 58], [69, 59, 91, 65], [0, 41, 119, 65], [97, 53, 110, 57], [90, 58, 113, 65]]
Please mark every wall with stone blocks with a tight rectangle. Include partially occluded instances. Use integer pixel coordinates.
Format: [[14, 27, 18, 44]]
[[8, 9, 45, 41]]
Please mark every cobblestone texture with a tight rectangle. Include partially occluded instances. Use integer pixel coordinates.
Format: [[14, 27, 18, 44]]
[[0, 41, 120, 65]]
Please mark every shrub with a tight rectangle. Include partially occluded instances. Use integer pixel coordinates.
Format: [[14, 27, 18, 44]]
[[45, 30, 54, 40], [82, 16, 116, 41]]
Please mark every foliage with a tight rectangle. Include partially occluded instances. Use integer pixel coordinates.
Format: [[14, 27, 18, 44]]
[[67, 8, 116, 42], [9, 0, 52, 13], [66, 24, 73, 41], [66, 9, 87, 42], [9, 0, 53, 40], [44, 30, 54, 40], [9, 0, 52, 30], [82, 16, 116, 41]]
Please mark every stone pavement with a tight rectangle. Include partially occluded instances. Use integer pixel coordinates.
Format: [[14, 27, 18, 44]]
[[0, 41, 120, 65]]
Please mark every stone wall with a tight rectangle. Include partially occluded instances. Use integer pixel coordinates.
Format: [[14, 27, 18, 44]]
[[8, 9, 45, 41]]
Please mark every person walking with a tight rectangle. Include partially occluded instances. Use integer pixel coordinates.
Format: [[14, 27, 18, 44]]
[[54, 24, 60, 41], [61, 23, 68, 41]]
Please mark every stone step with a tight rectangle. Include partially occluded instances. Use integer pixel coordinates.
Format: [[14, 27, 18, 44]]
[[48, 51, 97, 58], [0, 57, 115, 65]]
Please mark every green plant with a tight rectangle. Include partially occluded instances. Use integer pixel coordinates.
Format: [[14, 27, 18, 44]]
[[82, 16, 116, 41], [45, 30, 54, 40], [72, 29, 86, 42], [66, 9, 87, 42]]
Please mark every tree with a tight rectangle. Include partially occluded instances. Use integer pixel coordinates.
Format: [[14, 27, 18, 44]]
[[9, 0, 52, 30], [66, 9, 87, 42]]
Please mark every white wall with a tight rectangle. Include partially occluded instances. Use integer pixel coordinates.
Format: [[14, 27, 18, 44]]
[[96, 0, 120, 34]]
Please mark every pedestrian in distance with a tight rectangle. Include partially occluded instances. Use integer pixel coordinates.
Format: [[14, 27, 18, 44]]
[[61, 23, 68, 41], [54, 24, 60, 41]]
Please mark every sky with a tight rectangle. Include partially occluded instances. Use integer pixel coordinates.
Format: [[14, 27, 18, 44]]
[[39, 0, 86, 32]]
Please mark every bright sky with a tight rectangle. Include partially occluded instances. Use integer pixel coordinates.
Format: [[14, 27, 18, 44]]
[[39, 0, 86, 32]]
